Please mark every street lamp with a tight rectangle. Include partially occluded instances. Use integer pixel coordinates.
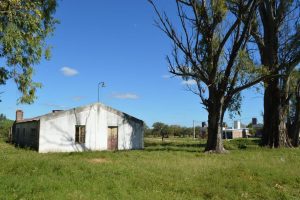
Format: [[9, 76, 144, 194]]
[[98, 82, 106, 103]]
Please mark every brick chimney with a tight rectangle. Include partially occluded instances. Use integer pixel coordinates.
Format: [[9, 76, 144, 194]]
[[16, 110, 23, 122], [52, 110, 63, 113]]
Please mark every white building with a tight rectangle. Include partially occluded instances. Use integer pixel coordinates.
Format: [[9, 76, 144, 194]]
[[222, 128, 250, 139], [234, 120, 241, 129], [11, 103, 144, 153], [222, 120, 250, 139]]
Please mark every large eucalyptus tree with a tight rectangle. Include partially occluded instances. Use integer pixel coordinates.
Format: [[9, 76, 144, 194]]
[[248, 0, 300, 147], [149, 0, 269, 152]]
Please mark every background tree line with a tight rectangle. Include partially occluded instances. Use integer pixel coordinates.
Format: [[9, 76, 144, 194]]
[[144, 122, 206, 139]]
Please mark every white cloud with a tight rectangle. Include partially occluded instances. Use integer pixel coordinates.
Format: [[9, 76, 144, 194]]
[[181, 79, 197, 85], [162, 74, 172, 79], [112, 93, 139, 100], [60, 67, 79, 77], [43, 103, 68, 109], [72, 96, 85, 102]]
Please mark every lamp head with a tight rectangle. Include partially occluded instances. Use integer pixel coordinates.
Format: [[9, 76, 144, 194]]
[[99, 82, 106, 87]]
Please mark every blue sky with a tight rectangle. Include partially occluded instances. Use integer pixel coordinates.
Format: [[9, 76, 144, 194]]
[[0, 0, 264, 127]]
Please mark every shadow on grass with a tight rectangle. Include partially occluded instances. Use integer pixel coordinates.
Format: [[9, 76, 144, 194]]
[[144, 147, 203, 153], [144, 140, 206, 153], [145, 141, 206, 148], [144, 138, 262, 153]]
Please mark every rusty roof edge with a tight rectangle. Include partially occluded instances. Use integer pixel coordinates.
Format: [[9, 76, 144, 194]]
[[15, 118, 40, 124], [15, 102, 144, 125]]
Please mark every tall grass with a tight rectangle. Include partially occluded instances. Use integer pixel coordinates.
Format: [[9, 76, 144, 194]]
[[0, 138, 299, 199]]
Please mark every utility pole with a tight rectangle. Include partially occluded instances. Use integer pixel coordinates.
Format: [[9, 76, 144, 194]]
[[193, 120, 195, 139]]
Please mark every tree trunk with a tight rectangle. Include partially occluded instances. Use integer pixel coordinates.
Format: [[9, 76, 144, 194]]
[[290, 96, 300, 147], [262, 79, 280, 147], [205, 90, 226, 153], [278, 77, 293, 147], [263, 78, 292, 147], [260, 13, 291, 148], [278, 104, 292, 147]]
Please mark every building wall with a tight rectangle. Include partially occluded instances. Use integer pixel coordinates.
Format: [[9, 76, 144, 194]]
[[232, 130, 243, 138], [38, 104, 143, 153], [223, 129, 249, 139], [13, 121, 39, 150]]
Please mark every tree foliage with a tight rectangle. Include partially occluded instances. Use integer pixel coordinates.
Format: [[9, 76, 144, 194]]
[[0, 113, 6, 121], [0, 114, 13, 140], [0, 0, 57, 103]]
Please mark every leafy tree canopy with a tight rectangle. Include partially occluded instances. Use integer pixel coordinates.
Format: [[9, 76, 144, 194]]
[[0, 0, 57, 103]]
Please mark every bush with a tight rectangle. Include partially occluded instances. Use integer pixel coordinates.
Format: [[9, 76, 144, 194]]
[[223, 142, 237, 150], [0, 120, 13, 141]]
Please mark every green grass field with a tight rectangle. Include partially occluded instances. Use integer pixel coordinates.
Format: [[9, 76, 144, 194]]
[[0, 138, 299, 200]]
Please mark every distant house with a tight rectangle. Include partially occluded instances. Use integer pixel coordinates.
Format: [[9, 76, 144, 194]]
[[222, 120, 250, 139], [11, 103, 144, 153], [222, 128, 249, 139]]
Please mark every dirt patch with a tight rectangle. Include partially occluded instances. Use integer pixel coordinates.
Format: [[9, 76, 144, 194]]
[[87, 158, 111, 164]]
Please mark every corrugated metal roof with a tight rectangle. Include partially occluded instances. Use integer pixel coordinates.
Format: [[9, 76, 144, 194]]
[[15, 102, 143, 124]]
